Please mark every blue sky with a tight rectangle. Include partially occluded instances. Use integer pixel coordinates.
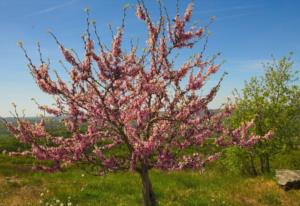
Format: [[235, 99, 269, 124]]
[[0, 0, 299, 117]]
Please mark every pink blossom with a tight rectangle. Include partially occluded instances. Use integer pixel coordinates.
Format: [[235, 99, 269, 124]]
[[5, 0, 271, 175], [136, 5, 146, 20], [112, 29, 123, 57], [184, 3, 194, 22], [61, 46, 77, 66]]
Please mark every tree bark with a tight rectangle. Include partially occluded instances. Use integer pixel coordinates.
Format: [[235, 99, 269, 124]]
[[248, 154, 258, 176], [139, 166, 157, 206], [260, 154, 270, 174]]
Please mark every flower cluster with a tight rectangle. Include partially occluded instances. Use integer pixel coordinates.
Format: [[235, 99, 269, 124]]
[[4, 1, 272, 173]]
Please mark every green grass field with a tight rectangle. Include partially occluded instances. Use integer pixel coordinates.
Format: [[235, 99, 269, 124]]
[[1, 133, 300, 206]]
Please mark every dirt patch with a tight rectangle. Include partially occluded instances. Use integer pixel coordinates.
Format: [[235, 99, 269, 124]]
[[0, 175, 41, 206], [230, 178, 300, 206]]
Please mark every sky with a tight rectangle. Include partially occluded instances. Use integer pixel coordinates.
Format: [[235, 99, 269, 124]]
[[0, 0, 299, 117]]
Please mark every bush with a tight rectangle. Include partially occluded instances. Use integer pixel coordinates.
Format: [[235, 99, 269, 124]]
[[217, 147, 258, 176]]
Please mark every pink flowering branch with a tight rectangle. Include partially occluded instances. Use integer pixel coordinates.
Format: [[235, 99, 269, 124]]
[[4, 0, 273, 173], [3, 2, 273, 206]]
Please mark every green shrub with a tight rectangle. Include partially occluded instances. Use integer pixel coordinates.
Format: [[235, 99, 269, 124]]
[[216, 147, 258, 176]]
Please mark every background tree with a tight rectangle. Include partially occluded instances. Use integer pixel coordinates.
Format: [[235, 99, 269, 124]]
[[229, 54, 300, 175], [1, 1, 272, 205]]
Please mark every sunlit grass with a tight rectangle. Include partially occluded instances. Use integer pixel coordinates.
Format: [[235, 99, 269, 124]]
[[1, 153, 300, 206]]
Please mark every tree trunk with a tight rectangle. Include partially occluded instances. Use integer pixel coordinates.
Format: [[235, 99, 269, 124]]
[[260, 154, 270, 174], [139, 166, 157, 206], [249, 154, 258, 176]]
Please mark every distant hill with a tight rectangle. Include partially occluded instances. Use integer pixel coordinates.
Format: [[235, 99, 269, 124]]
[[0, 109, 222, 136], [0, 117, 62, 136]]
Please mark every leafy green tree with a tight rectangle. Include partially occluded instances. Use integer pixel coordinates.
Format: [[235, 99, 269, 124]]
[[230, 54, 300, 174]]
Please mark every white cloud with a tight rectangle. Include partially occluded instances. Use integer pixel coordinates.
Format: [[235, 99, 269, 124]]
[[201, 4, 263, 15], [216, 12, 257, 21], [27, 0, 78, 17], [195, 3, 264, 21], [224, 59, 269, 72]]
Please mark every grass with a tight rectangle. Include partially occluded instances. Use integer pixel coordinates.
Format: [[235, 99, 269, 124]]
[[0, 154, 300, 206], [1, 131, 300, 206]]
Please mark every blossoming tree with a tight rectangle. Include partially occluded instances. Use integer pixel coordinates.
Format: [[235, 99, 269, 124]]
[[2, 1, 273, 205]]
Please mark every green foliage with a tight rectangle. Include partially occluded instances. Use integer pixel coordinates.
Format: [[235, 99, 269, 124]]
[[217, 148, 300, 177], [229, 54, 300, 174], [0, 134, 29, 152], [216, 147, 258, 176], [271, 150, 300, 170]]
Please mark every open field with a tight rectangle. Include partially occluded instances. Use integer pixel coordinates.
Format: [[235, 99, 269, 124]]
[[0, 0, 300, 205], [1, 134, 300, 206]]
